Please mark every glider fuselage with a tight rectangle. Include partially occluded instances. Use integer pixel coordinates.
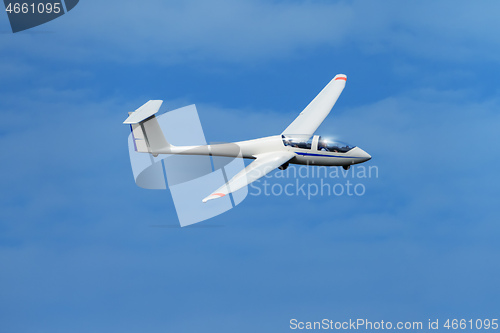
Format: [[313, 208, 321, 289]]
[[163, 134, 371, 167]]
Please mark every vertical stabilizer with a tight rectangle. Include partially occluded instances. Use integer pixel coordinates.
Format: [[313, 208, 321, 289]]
[[124, 100, 172, 154]]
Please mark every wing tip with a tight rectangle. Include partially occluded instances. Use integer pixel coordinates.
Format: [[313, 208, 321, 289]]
[[202, 192, 226, 203], [334, 74, 347, 81]]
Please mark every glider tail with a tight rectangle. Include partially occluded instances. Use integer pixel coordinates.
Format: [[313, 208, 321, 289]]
[[123, 100, 173, 155]]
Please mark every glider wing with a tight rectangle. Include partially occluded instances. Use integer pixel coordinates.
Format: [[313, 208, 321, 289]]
[[282, 74, 346, 136], [202, 151, 295, 202]]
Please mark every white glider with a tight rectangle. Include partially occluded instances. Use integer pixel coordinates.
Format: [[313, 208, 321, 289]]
[[124, 74, 371, 202]]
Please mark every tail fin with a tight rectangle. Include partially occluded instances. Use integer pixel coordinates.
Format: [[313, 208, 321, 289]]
[[124, 100, 172, 155]]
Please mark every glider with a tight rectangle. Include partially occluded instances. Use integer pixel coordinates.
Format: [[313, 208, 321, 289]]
[[124, 74, 371, 202]]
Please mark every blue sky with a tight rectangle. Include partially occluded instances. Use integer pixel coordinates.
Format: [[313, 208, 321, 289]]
[[1, 1, 500, 332]]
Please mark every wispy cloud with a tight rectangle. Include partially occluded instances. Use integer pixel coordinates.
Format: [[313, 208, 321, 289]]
[[2, 1, 499, 65]]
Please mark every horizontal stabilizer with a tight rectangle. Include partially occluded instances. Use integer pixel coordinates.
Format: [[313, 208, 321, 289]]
[[124, 100, 163, 124]]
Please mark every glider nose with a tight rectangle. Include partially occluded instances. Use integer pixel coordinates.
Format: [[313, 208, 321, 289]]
[[358, 148, 371, 162]]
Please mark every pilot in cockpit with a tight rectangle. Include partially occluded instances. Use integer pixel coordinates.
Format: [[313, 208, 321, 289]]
[[318, 141, 328, 151]]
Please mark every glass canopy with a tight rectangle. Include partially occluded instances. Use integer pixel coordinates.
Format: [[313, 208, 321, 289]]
[[317, 136, 355, 153], [282, 135, 313, 149]]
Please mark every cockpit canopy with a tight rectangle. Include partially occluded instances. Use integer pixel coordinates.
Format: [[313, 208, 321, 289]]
[[282, 135, 356, 153], [282, 134, 313, 149], [317, 136, 356, 153]]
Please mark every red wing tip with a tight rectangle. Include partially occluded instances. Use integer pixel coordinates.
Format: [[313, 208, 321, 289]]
[[335, 76, 347, 81], [202, 192, 227, 203]]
